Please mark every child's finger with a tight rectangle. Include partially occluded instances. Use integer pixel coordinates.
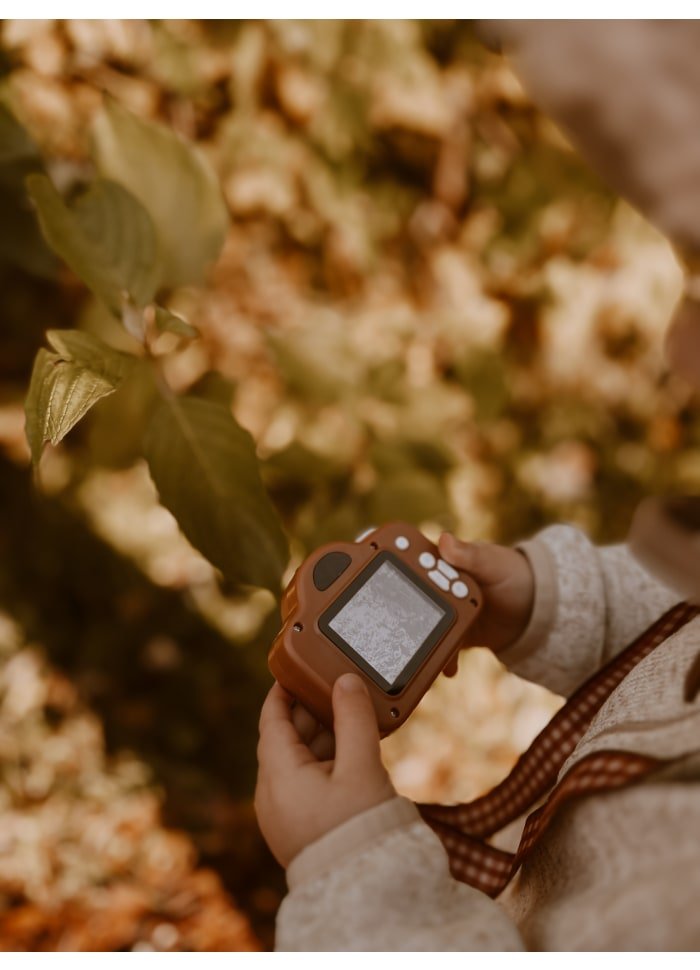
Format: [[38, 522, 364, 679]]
[[258, 682, 296, 736], [309, 729, 335, 761], [291, 701, 322, 745], [330, 674, 383, 781], [258, 683, 316, 771], [438, 533, 508, 585]]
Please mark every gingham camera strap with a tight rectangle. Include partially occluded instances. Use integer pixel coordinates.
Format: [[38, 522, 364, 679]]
[[417, 602, 699, 897]]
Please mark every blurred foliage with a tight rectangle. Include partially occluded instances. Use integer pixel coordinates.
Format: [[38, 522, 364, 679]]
[[14, 88, 288, 596], [0, 18, 698, 951], [0, 608, 258, 952]]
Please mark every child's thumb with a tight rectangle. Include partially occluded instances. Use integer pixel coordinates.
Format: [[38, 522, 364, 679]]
[[331, 674, 383, 779], [438, 532, 507, 585]]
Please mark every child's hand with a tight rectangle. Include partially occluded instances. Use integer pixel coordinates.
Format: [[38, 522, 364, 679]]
[[255, 674, 396, 868], [438, 533, 535, 674]]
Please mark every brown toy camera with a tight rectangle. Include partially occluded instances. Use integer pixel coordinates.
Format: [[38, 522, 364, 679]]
[[268, 522, 483, 736]]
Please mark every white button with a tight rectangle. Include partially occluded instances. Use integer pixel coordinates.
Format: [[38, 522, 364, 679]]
[[419, 552, 436, 569], [437, 559, 459, 580], [395, 536, 410, 550], [355, 526, 376, 542], [452, 581, 469, 599], [428, 569, 450, 591]]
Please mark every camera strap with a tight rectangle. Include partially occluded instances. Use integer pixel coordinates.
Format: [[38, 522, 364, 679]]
[[416, 601, 699, 898]]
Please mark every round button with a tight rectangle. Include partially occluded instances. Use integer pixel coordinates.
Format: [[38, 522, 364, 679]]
[[419, 552, 436, 569], [452, 581, 469, 599], [395, 536, 410, 550]]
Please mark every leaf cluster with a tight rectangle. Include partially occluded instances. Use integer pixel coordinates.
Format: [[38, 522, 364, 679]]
[[14, 97, 288, 593]]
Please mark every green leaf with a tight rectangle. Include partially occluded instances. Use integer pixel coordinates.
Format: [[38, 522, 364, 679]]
[[26, 174, 160, 312], [92, 98, 228, 288], [144, 396, 289, 592], [24, 331, 137, 464], [24, 348, 60, 464], [155, 305, 199, 338], [87, 359, 159, 470], [46, 329, 139, 378]]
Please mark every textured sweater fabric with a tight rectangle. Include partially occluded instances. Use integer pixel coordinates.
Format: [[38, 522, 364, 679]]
[[275, 525, 700, 950]]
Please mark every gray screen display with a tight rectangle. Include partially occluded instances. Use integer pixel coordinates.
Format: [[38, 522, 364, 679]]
[[328, 561, 446, 685]]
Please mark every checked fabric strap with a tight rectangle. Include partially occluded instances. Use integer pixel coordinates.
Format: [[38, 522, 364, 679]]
[[416, 601, 700, 898]]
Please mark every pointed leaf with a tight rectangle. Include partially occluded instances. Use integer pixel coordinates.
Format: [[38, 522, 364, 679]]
[[93, 99, 228, 287], [71, 180, 161, 306], [24, 332, 136, 464], [24, 348, 60, 464], [144, 396, 289, 591], [46, 329, 139, 380], [44, 362, 117, 444], [26, 174, 160, 312], [87, 359, 159, 470], [155, 305, 199, 338]]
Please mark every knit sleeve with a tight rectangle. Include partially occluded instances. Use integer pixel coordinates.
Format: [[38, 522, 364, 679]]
[[497, 525, 679, 697], [275, 796, 525, 951]]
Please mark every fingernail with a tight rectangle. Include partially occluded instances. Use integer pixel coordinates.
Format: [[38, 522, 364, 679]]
[[336, 673, 367, 694]]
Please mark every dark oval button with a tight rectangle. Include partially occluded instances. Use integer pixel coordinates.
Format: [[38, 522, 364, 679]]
[[313, 551, 352, 591]]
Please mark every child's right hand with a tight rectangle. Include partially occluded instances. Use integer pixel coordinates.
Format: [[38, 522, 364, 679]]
[[437, 533, 535, 673]]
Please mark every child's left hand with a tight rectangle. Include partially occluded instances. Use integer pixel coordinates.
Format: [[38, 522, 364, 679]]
[[255, 674, 396, 868]]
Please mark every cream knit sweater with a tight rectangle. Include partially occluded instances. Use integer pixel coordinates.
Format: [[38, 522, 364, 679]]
[[275, 526, 700, 950]]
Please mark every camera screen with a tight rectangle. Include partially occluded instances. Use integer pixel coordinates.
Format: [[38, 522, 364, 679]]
[[327, 560, 446, 686]]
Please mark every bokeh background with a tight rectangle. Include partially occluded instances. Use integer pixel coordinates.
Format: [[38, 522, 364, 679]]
[[0, 19, 697, 952]]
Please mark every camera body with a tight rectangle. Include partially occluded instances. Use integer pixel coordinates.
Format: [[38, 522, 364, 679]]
[[268, 522, 483, 735]]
